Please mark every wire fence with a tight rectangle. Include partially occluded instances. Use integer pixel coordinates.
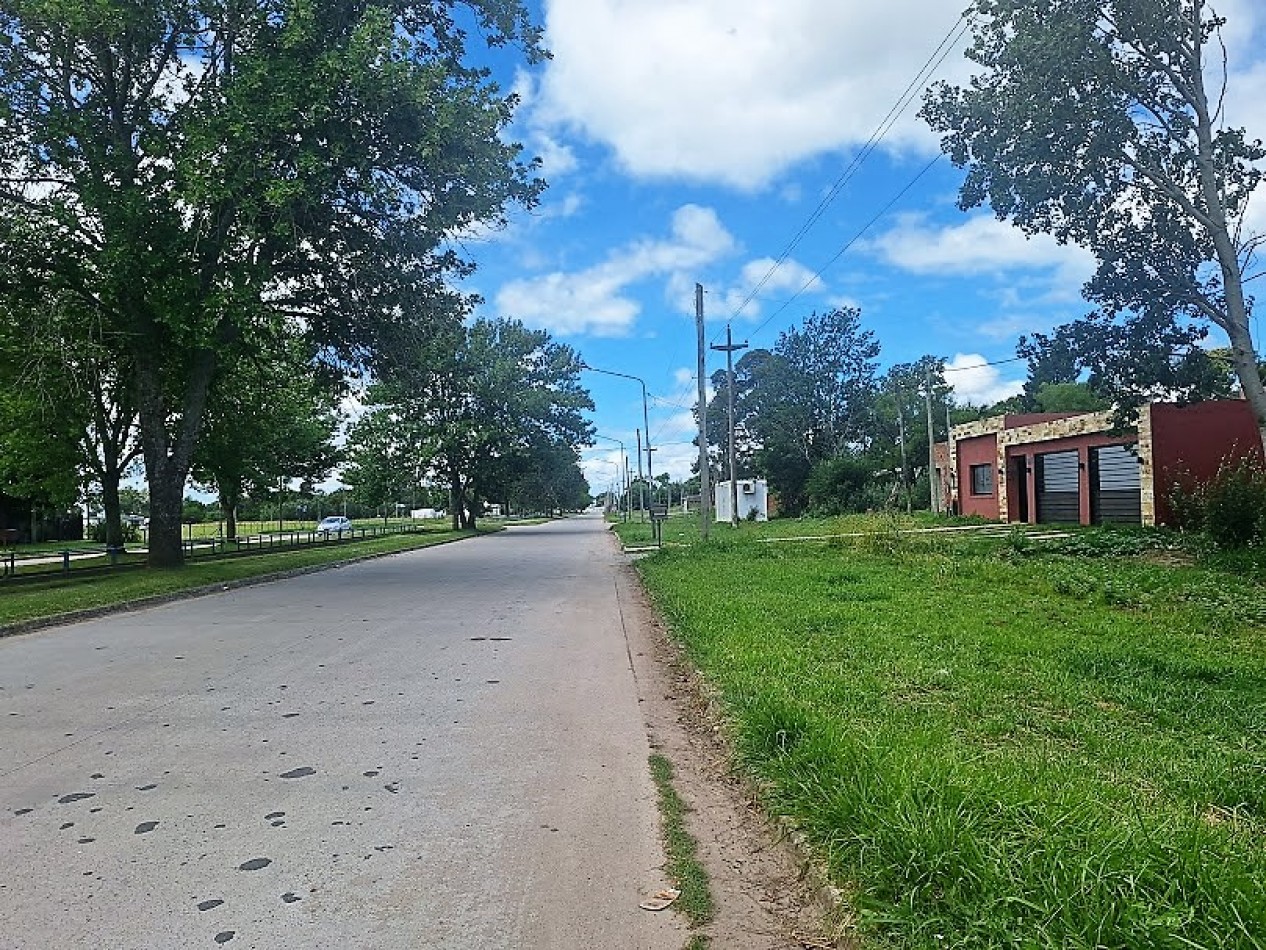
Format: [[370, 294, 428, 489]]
[[0, 521, 442, 584]]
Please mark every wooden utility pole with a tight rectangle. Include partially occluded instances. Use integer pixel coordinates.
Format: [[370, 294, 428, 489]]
[[896, 400, 912, 515], [712, 325, 748, 527], [946, 399, 955, 516], [925, 365, 941, 514], [695, 284, 711, 540], [635, 428, 645, 523]]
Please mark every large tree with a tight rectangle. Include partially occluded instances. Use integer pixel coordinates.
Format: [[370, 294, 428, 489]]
[[922, 0, 1266, 452], [0, 293, 141, 548], [0, 0, 543, 565], [1018, 313, 1238, 411], [191, 342, 341, 540], [347, 318, 593, 530], [709, 307, 880, 515]]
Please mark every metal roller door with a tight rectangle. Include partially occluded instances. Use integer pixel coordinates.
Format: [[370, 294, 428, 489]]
[[1036, 450, 1080, 523], [1091, 444, 1142, 524]]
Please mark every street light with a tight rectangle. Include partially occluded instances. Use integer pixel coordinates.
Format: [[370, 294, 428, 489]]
[[593, 433, 631, 523], [580, 363, 654, 512]]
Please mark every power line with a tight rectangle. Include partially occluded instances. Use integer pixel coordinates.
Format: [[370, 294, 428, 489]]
[[614, 13, 974, 447], [944, 355, 1026, 374], [715, 10, 972, 344], [745, 153, 945, 344]]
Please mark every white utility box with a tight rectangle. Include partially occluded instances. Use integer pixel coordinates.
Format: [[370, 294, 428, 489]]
[[714, 479, 769, 523]]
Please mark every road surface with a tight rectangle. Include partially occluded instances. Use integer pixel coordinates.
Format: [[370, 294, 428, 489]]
[[0, 516, 683, 949]]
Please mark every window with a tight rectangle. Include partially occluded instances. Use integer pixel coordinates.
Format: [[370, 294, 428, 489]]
[[970, 463, 994, 496]]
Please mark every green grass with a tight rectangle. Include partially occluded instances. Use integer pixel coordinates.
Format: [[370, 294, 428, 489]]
[[0, 527, 488, 629], [648, 753, 715, 929], [632, 520, 1266, 949], [612, 510, 996, 549]]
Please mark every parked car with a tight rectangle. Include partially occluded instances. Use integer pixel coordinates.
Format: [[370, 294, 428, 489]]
[[317, 516, 353, 534]]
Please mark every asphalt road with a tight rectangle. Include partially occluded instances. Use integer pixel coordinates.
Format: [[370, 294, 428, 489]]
[[0, 515, 683, 949]]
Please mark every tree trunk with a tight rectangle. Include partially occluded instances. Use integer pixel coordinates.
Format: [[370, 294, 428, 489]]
[[1188, 9, 1266, 455], [449, 473, 464, 531], [147, 475, 185, 568], [1225, 320, 1266, 453], [220, 488, 239, 541], [100, 468, 125, 550], [134, 346, 217, 568]]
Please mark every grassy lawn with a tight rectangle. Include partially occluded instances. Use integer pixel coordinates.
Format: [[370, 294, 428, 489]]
[[610, 510, 992, 548], [0, 527, 489, 629], [622, 517, 1266, 948]]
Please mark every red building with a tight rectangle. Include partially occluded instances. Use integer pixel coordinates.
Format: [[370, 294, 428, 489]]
[[949, 401, 1262, 526]]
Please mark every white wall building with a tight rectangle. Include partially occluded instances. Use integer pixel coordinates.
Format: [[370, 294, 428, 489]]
[[713, 479, 769, 523]]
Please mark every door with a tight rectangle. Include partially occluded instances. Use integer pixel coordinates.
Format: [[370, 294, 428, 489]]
[[1036, 450, 1080, 524], [1091, 444, 1142, 524], [1012, 456, 1030, 523]]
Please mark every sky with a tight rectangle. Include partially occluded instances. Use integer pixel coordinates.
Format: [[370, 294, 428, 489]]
[[457, 0, 1266, 493]]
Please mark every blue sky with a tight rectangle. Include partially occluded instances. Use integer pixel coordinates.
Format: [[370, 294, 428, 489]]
[[456, 0, 1266, 491]]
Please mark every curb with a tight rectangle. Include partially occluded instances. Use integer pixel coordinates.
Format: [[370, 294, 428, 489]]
[[0, 532, 486, 641]]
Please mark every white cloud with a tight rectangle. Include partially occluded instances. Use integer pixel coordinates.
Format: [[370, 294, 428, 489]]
[[581, 448, 629, 494], [945, 353, 1023, 407], [719, 257, 825, 321], [868, 213, 1095, 284], [537, 0, 968, 189], [974, 314, 1043, 343], [510, 70, 580, 180], [495, 204, 737, 337]]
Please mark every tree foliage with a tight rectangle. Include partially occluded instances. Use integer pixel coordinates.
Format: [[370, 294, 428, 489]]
[[922, 0, 1266, 450], [346, 318, 593, 529], [700, 307, 881, 515], [0, 0, 544, 564], [0, 292, 141, 546], [191, 342, 341, 539], [1018, 314, 1239, 411]]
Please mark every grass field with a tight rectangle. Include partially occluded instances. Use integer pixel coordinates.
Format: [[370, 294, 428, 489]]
[[618, 515, 1266, 948], [0, 526, 489, 629]]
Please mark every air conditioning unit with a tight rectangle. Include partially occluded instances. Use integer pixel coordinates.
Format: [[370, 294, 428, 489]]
[[741, 482, 755, 494]]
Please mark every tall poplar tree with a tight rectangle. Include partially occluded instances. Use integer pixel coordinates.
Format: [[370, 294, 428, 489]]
[[922, 0, 1266, 450]]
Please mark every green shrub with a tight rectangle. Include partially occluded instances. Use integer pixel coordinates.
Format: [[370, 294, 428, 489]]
[[806, 455, 898, 515], [1171, 456, 1266, 549], [89, 521, 140, 544]]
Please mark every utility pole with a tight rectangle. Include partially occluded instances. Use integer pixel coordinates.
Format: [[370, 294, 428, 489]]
[[712, 324, 749, 527], [624, 450, 632, 523], [925, 365, 940, 514], [695, 284, 711, 540], [635, 428, 646, 523], [896, 399, 911, 515], [946, 399, 955, 517]]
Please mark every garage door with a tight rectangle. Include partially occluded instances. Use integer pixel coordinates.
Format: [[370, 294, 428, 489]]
[[1091, 444, 1142, 525], [1036, 450, 1080, 523]]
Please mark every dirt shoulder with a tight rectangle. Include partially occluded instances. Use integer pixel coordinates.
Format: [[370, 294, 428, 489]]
[[614, 558, 852, 949]]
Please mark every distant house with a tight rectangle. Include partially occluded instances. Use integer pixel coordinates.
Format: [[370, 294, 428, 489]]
[[945, 401, 1261, 527]]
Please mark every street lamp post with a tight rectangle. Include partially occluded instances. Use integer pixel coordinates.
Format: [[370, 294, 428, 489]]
[[580, 363, 653, 508], [593, 434, 632, 522]]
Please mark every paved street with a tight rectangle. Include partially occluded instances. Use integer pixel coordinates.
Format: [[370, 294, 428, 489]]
[[0, 516, 682, 949]]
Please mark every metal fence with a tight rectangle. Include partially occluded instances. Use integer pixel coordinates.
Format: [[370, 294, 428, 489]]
[[0, 522, 438, 584]]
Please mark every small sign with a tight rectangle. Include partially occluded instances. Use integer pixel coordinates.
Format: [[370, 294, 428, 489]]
[[649, 504, 669, 520]]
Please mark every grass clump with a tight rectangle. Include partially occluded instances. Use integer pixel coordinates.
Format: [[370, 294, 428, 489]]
[[648, 753, 714, 930], [635, 528, 1266, 948]]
